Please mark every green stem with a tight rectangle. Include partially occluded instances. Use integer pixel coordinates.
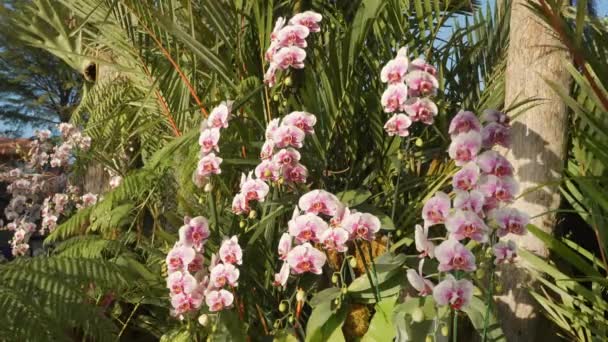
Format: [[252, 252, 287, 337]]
[[452, 308, 458, 342], [209, 186, 219, 231], [118, 298, 143, 339], [355, 240, 380, 302], [366, 240, 382, 301]]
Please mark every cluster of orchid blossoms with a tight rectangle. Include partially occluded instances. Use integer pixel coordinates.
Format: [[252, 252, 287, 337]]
[[272, 189, 381, 287], [407, 109, 527, 311], [193, 102, 232, 188], [1, 125, 97, 257], [232, 111, 316, 215], [28, 123, 92, 168], [165, 216, 243, 319], [380, 47, 439, 137], [264, 11, 323, 87]]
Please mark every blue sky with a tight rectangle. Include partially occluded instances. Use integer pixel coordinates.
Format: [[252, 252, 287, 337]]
[[597, 1, 608, 16]]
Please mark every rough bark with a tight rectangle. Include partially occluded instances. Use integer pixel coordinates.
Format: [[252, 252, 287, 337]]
[[496, 0, 570, 340]]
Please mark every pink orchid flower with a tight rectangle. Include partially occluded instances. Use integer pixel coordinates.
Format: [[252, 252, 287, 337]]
[[231, 193, 250, 215], [452, 162, 480, 191], [273, 148, 301, 166], [491, 208, 529, 237], [342, 212, 381, 241], [219, 236, 243, 265], [209, 263, 240, 288], [260, 140, 275, 160], [493, 240, 517, 264], [207, 102, 231, 129], [254, 160, 281, 182], [276, 24, 310, 48], [381, 83, 408, 113], [384, 113, 412, 137], [198, 128, 220, 153], [167, 271, 198, 295], [381, 56, 409, 84], [283, 163, 308, 183], [482, 109, 510, 126], [264, 63, 278, 87], [415, 224, 435, 258], [409, 58, 437, 76], [448, 131, 482, 166], [435, 239, 477, 272], [405, 70, 438, 97], [298, 190, 343, 217], [206, 289, 234, 312], [282, 111, 317, 135], [272, 46, 307, 69], [433, 275, 473, 310], [166, 245, 196, 273], [273, 261, 290, 287], [270, 17, 286, 41], [289, 11, 322, 32], [448, 111, 481, 137], [265, 118, 281, 140], [288, 212, 329, 244], [476, 151, 514, 177], [404, 97, 438, 125], [240, 173, 270, 202], [482, 122, 511, 148], [407, 260, 434, 296], [453, 190, 485, 214], [278, 232, 292, 260], [197, 153, 223, 176], [188, 253, 205, 274], [272, 125, 306, 148], [422, 191, 451, 228], [286, 243, 327, 275], [178, 216, 210, 252], [445, 209, 489, 242], [477, 175, 519, 203], [171, 291, 203, 316], [319, 227, 349, 252]]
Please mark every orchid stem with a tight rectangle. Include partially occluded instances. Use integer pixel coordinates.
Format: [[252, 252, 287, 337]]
[[366, 240, 381, 301], [355, 240, 380, 302], [452, 308, 458, 342]]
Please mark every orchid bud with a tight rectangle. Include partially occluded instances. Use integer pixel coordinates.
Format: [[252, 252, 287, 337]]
[[198, 314, 209, 326], [249, 210, 257, 219], [284, 76, 293, 86], [282, 101, 288, 107], [331, 274, 339, 284], [204, 183, 213, 192], [415, 138, 423, 147], [349, 257, 357, 268], [333, 298, 340, 305], [411, 308, 424, 322], [425, 335, 434, 342], [273, 95, 280, 102], [296, 289, 305, 302], [441, 325, 449, 336], [273, 320, 280, 329], [475, 269, 485, 280], [288, 315, 294, 324], [279, 302, 287, 312], [239, 220, 246, 228], [341, 286, 348, 295]]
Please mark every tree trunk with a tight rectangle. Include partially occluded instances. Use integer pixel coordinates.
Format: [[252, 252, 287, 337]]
[[496, 0, 570, 340]]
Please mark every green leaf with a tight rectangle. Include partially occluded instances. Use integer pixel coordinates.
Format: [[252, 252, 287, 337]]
[[463, 296, 506, 341], [309, 287, 341, 308], [336, 188, 372, 207], [362, 297, 397, 341], [305, 301, 347, 342]]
